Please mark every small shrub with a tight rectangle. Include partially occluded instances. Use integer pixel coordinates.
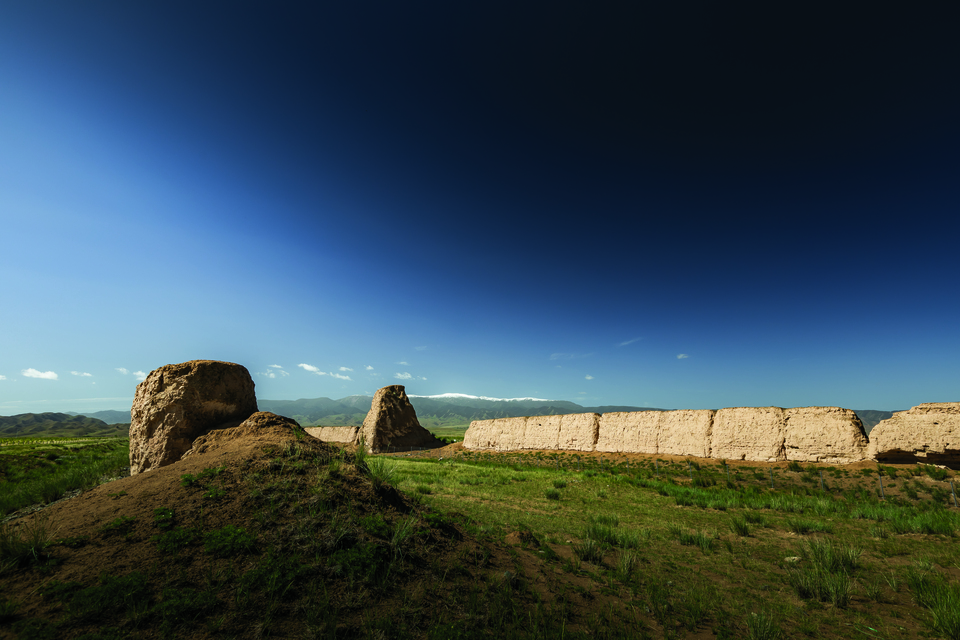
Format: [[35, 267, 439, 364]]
[[204, 525, 256, 558], [573, 538, 604, 564], [153, 527, 202, 554], [203, 486, 226, 500], [787, 461, 804, 473], [729, 516, 751, 537], [152, 507, 175, 530], [552, 479, 567, 489], [927, 582, 960, 639], [365, 456, 398, 490], [0, 514, 56, 570], [390, 516, 418, 560], [923, 465, 949, 481], [415, 485, 433, 495], [0, 597, 18, 623], [870, 525, 890, 539], [180, 466, 225, 488], [615, 549, 639, 581], [590, 514, 619, 527], [353, 437, 369, 470], [98, 516, 136, 537], [544, 489, 561, 501], [746, 611, 782, 640], [785, 518, 832, 535], [360, 514, 391, 539]]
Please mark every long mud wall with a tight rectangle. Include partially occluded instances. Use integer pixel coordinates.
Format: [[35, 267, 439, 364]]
[[464, 406, 872, 464], [305, 426, 359, 444]]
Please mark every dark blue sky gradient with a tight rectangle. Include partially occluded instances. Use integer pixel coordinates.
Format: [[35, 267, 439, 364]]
[[1, 1, 958, 412]]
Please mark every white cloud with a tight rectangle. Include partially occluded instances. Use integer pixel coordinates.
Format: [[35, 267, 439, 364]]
[[677, 354, 689, 359], [339, 366, 353, 372], [0, 375, 6, 381], [116, 367, 129, 375], [262, 365, 289, 377], [331, 373, 352, 381], [585, 375, 594, 380], [133, 371, 147, 381], [396, 361, 409, 366], [22, 368, 58, 380], [394, 372, 413, 380], [298, 363, 324, 374], [70, 371, 93, 377], [618, 338, 641, 347], [365, 365, 374, 370]]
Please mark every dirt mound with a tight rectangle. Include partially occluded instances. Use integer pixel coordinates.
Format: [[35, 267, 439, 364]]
[[0, 418, 643, 639]]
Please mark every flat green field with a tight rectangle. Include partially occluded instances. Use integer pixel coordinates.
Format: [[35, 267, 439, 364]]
[[388, 453, 960, 639], [0, 437, 129, 516], [424, 424, 469, 441]]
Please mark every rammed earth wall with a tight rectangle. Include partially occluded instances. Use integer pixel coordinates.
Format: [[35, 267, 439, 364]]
[[464, 406, 873, 463]]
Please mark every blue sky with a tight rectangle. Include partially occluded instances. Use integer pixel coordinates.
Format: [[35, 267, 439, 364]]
[[2, 2, 958, 415]]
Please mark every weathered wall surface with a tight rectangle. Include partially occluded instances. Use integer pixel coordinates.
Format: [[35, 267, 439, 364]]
[[659, 410, 715, 458], [464, 405, 873, 463], [305, 426, 359, 444], [462, 417, 527, 451], [784, 407, 869, 464], [711, 407, 785, 462], [595, 411, 660, 453], [463, 414, 598, 451], [868, 403, 960, 465]]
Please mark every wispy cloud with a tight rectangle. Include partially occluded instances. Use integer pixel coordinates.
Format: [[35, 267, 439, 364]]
[[618, 337, 641, 347], [677, 354, 689, 359], [23, 368, 58, 380], [549, 352, 594, 360], [70, 371, 93, 377], [299, 363, 351, 380], [116, 367, 129, 375], [365, 365, 374, 370], [268, 364, 283, 368], [415, 346, 427, 351], [585, 375, 594, 380], [394, 372, 413, 380], [0, 375, 7, 381], [396, 361, 409, 366]]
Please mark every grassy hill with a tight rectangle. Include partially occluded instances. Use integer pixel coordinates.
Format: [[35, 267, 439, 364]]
[[1, 430, 958, 638]]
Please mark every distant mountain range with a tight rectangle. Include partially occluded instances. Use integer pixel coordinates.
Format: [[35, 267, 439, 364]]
[[2, 396, 897, 437], [259, 394, 669, 430], [0, 412, 128, 438]]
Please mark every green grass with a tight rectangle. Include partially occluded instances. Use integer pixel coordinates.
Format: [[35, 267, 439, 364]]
[[6, 436, 960, 639], [424, 424, 470, 442], [383, 453, 960, 637], [0, 438, 129, 515]]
